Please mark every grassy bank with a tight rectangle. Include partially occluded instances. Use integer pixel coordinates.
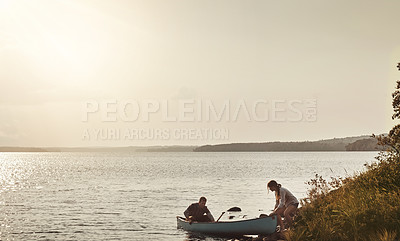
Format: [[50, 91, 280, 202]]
[[286, 152, 400, 241]]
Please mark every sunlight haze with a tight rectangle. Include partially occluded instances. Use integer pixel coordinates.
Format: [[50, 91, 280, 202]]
[[1, 0, 399, 147]]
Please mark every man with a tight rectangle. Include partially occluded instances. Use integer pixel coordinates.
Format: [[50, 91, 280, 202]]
[[184, 197, 215, 223]]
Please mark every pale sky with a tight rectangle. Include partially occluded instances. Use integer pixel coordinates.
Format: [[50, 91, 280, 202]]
[[0, 0, 399, 147]]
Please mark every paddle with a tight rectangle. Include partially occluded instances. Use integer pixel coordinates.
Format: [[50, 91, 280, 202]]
[[227, 207, 241, 212], [216, 212, 225, 222]]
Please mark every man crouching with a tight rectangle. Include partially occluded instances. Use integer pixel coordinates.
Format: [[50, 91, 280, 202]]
[[184, 197, 215, 223]]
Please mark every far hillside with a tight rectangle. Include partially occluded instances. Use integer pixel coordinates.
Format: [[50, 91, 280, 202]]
[[0, 136, 383, 152], [194, 135, 383, 152]]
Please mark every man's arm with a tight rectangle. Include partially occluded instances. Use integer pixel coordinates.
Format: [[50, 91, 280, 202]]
[[206, 212, 215, 222], [184, 204, 193, 219], [204, 206, 215, 222]]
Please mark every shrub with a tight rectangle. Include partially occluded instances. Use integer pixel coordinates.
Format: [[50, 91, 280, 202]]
[[291, 153, 400, 241]]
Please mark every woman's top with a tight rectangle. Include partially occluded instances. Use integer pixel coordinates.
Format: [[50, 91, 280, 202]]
[[275, 187, 299, 209]]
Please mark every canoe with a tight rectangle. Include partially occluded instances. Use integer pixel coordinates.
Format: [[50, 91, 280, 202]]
[[176, 215, 277, 236]]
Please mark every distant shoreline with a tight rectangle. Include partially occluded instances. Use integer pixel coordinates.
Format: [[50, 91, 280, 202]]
[[0, 135, 385, 152], [194, 135, 383, 152]]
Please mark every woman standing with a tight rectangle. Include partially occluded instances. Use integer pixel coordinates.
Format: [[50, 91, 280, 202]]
[[267, 180, 299, 230]]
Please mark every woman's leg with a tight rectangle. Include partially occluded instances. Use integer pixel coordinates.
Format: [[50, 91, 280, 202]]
[[274, 208, 285, 230], [283, 205, 298, 228]]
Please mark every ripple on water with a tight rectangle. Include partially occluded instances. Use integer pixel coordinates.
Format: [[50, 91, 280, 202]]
[[0, 152, 377, 240]]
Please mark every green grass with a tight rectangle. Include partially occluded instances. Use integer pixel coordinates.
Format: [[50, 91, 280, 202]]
[[286, 152, 400, 241]]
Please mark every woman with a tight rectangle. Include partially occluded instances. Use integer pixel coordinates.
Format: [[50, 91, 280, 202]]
[[267, 180, 299, 230]]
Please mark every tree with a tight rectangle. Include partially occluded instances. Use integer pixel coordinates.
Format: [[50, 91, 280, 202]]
[[374, 63, 400, 153]]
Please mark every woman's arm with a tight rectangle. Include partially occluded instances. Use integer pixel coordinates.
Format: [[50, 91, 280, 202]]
[[276, 188, 286, 209]]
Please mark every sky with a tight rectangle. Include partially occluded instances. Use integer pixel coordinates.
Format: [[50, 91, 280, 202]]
[[0, 0, 399, 147]]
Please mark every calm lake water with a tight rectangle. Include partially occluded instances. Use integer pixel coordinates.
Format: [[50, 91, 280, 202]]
[[0, 152, 378, 240]]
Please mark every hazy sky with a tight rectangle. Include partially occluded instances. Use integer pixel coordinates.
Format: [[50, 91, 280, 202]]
[[1, 0, 399, 147]]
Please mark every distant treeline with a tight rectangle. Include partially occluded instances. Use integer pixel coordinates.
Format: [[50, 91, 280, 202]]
[[0, 136, 385, 152], [0, 147, 48, 152], [0, 146, 196, 152], [194, 136, 385, 152], [345, 138, 386, 151]]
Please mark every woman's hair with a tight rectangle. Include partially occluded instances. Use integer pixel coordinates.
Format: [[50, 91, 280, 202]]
[[267, 180, 281, 196]]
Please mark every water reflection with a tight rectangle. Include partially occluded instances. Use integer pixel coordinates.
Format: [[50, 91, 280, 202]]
[[0, 152, 377, 240]]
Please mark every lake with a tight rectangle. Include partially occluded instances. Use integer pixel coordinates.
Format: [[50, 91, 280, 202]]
[[0, 152, 378, 240]]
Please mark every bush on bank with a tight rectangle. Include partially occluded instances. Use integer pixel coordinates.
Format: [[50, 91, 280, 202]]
[[286, 152, 400, 241]]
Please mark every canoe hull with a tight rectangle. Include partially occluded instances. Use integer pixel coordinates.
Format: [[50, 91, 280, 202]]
[[176, 216, 277, 236]]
